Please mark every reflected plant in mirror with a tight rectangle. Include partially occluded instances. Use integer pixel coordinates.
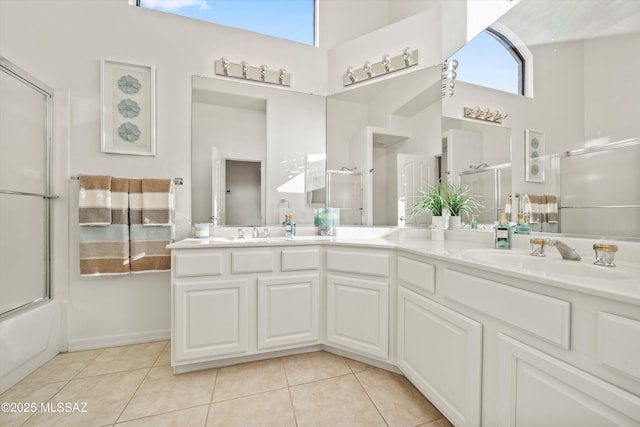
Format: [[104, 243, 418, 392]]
[[443, 183, 482, 225]]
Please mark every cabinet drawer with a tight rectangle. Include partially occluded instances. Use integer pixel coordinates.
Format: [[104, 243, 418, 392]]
[[598, 312, 640, 380], [326, 250, 389, 277], [398, 256, 436, 294], [231, 250, 273, 273], [281, 249, 320, 271], [443, 269, 571, 349], [174, 252, 223, 277]]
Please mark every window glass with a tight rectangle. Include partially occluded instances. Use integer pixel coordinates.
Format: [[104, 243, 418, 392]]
[[138, 0, 315, 46], [449, 29, 523, 95]]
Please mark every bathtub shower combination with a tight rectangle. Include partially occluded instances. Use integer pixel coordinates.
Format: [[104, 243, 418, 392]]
[[0, 57, 61, 393]]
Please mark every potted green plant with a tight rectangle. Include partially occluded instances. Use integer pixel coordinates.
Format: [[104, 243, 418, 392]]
[[410, 183, 447, 239], [443, 183, 481, 229]]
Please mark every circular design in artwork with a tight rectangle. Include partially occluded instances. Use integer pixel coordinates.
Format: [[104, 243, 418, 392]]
[[118, 75, 141, 94], [530, 150, 539, 159], [530, 163, 539, 176], [117, 122, 141, 142], [117, 99, 140, 118], [530, 137, 540, 149]]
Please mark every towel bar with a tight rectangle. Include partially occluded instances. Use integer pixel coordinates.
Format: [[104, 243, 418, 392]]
[[70, 175, 183, 185]]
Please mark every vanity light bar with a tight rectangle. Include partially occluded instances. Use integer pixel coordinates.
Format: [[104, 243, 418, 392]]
[[343, 48, 419, 87], [464, 106, 508, 124], [214, 58, 291, 87]]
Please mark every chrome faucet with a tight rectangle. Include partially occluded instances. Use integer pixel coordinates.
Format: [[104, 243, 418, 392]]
[[252, 227, 259, 238], [546, 239, 581, 261]]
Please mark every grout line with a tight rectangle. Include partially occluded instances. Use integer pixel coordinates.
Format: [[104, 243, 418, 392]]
[[150, 340, 170, 367], [112, 366, 152, 424], [287, 384, 300, 427], [353, 368, 390, 427]]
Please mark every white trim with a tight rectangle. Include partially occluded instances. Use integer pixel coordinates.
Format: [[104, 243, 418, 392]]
[[490, 21, 534, 97], [67, 328, 170, 352]]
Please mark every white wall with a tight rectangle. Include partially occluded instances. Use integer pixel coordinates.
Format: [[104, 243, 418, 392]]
[[0, 0, 326, 349], [584, 32, 640, 144]]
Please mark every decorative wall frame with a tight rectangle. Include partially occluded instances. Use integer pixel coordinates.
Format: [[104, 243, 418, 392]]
[[525, 129, 545, 183], [101, 60, 156, 156]]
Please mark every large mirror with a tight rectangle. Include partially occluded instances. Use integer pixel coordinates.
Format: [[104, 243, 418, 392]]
[[326, 0, 640, 239], [327, 65, 443, 226], [192, 76, 326, 226]]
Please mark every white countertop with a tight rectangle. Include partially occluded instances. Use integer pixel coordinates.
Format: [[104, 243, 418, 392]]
[[168, 228, 640, 305]]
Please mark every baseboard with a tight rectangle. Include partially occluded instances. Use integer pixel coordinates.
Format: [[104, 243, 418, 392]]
[[67, 329, 170, 352]]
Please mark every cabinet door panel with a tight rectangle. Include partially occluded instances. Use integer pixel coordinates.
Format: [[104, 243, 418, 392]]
[[498, 334, 640, 427], [174, 279, 248, 362], [397, 286, 482, 427], [326, 275, 389, 359], [257, 275, 319, 349]]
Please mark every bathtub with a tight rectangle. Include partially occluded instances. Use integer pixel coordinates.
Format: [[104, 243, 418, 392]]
[[0, 301, 61, 393]]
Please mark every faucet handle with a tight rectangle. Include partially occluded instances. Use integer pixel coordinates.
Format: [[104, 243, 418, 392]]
[[237, 228, 245, 238], [593, 244, 618, 267]]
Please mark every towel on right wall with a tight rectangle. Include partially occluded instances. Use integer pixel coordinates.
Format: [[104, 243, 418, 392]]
[[129, 178, 174, 273]]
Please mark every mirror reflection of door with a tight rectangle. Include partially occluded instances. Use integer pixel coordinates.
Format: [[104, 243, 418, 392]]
[[397, 154, 430, 226], [225, 159, 262, 225], [211, 146, 225, 225]]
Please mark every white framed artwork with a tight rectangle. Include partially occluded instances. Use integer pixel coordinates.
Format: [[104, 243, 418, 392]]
[[101, 60, 156, 156], [525, 129, 545, 183]]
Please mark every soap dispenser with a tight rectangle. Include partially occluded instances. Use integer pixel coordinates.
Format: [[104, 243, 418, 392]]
[[514, 213, 531, 234], [493, 213, 512, 249], [284, 214, 295, 237]]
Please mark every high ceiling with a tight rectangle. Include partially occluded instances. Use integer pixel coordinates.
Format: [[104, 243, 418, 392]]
[[498, 0, 640, 46]]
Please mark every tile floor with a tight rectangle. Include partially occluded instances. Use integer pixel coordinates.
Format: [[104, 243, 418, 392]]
[[1, 341, 454, 427]]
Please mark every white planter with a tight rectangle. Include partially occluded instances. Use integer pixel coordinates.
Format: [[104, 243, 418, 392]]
[[432, 215, 444, 240], [449, 216, 462, 230]]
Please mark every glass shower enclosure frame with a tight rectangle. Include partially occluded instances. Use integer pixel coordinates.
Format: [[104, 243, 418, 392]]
[[0, 57, 55, 318]]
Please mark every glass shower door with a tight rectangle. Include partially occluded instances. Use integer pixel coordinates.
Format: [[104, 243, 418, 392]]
[[0, 58, 53, 317]]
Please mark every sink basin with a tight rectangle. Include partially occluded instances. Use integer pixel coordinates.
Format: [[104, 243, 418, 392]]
[[207, 235, 332, 244], [460, 249, 633, 281], [208, 236, 293, 244]]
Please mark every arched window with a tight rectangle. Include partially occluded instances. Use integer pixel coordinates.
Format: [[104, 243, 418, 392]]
[[137, 0, 316, 46], [449, 28, 525, 95]]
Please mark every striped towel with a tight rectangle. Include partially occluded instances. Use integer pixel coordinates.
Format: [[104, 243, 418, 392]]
[[79, 177, 130, 275], [142, 179, 174, 226], [79, 175, 112, 225], [545, 195, 558, 223], [129, 179, 174, 273]]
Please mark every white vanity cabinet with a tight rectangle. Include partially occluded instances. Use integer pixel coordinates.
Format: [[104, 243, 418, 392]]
[[325, 248, 392, 360], [439, 266, 640, 427], [170, 245, 321, 368], [396, 255, 483, 427]]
